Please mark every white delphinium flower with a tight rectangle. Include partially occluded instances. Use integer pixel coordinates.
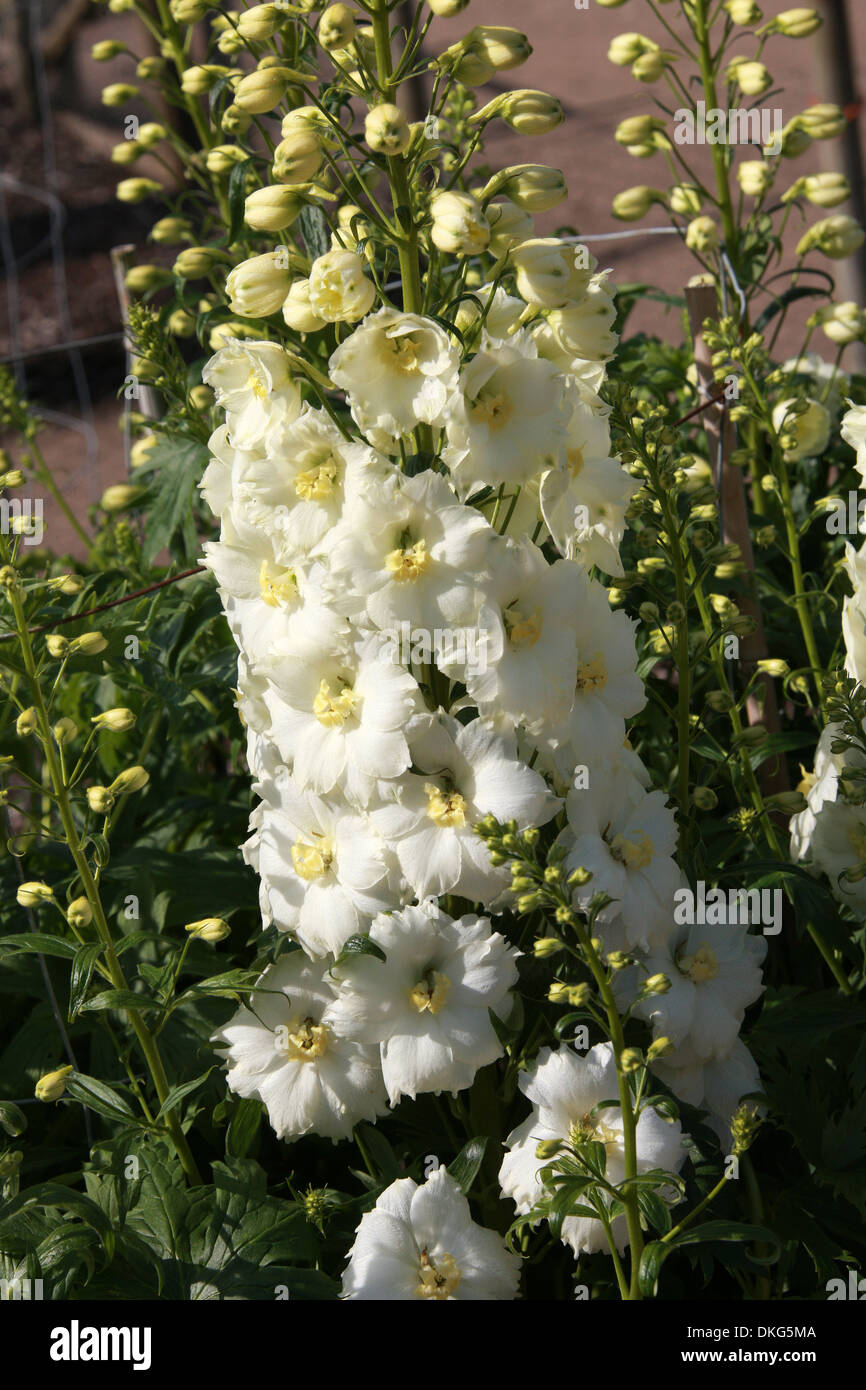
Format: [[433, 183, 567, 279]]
[[328, 308, 460, 449], [539, 385, 639, 575], [651, 1037, 763, 1149], [510, 237, 596, 309], [499, 1043, 685, 1254], [330, 899, 519, 1103], [323, 468, 494, 635], [457, 538, 583, 730], [443, 331, 572, 491], [534, 274, 618, 385], [789, 724, 842, 863], [842, 538, 866, 683], [557, 763, 680, 949], [199, 424, 236, 520], [455, 283, 526, 340], [264, 628, 421, 803], [225, 406, 394, 560], [535, 576, 644, 763], [213, 951, 388, 1141], [615, 920, 766, 1061], [202, 339, 301, 451], [781, 352, 849, 418], [341, 1167, 521, 1300], [257, 775, 399, 956], [371, 713, 559, 903], [800, 791, 866, 918], [841, 399, 866, 481]]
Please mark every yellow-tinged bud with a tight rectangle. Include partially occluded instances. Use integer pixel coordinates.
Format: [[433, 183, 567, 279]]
[[0, 468, 24, 486], [234, 66, 292, 114], [116, 178, 162, 203], [686, 215, 720, 253], [0, 1151, 23, 1176], [205, 145, 248, 177], [620, 1048, 643, 1072], [473, 24, 531, 71], [568, 866, 592, 886], [125, 264, 172, 295], [725, 0, 762, 22], [170, 0, 208, 21], [16, 707, 39, 736], [67, 897, 93, 928], [17, 881, 54, 907], [318, 4, 355, 50], [737, 160, 773, 197], [53, 717, 77, 745], [799, 103, 846, 140], [534, 937, 563, 958], [757, 658, 789, 678], [282, 278, 326, 332], [70, 631, 107, 656], [644, 973, 672, 995], [692, 785, 718, 810], [495, 164, 567, 212], [130, 435, 158, 468], [429, 190, 490, 255], [237, 3, 283, 40], [137, 56, 166, 79], [190, 385, 213, 410], [727, 57, 771, 95], [607, 951, 630, 971], [428, 0, 469, 13], [535, 1138, 563, 1159], [226, 251, 293, 317], [102, 83, 138, 106], [222, 104, 252, 136], [475, 89, 564, 136], [615, 114, 665, 148], [647, 1036, 674, 1061], [273, 131, 324, 184], [137, 122, 166, 148], [87, 785, 115, 814], [769, 7, 822, 38], [151, 216, 192, 244], [110, 766, 150, 795], [173, 246, 230, 279], [92, 39, 127, 60], [797, 215, 866, 259], [181, 64, 231, 96], [612, 185, 662, 221], [669, 183, 703, 215], [92, 707, 136, 732], [185, 916, 231, 942], [800, 172, 851, 208], [35, 1065, 74, 1103], [365, 103, 411, 155], [632, 49, 669, 83], [168, 308, 197, 337], [812, 300, 866, 345], [486, 200, 534, 255], [608, 32, 653, 66], [244, 185, 303, 232], [46, 633, 69, 658]]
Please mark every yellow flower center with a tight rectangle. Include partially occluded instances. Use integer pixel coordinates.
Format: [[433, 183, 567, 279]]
[[408, 969, 451, 1016], [291, 840, 332, 881], [506, 608, 543, 649], [313, 678, 358, 728], [471, 388, 514, 430], [849, 824, 866, 861], [678, 944, 719, 983], [385, 538, 431, 582], [609, 830, 654, 869], [576, 653, 607, 693], [247, 370, 268, 401], [285, 1017, 329, 1062], [258, 561, 297, 609], [425, 783, 467, 828], [417, 1249, 461, 1300], [567, 446, 584, 478], [388, 335, 422, 373], [569, 1113, 621, 1151], [294, 453, 339, 501]]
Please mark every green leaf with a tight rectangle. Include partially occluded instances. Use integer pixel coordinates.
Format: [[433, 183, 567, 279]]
[[65, 1072, 137, 1123], [141, 436, 211, 565], [0, 933, 76, 960], [333, 934, 386, 967], [68, 943, 105, 1021], [298, 203, 330, 260], [639, 1221, 780, 1297], [227, 157, 255, 243], [226, 1097, 262, 1159], [448, 1137, 488, 1195], [79, 989, 160, 1015], [0, 1101, 26, 1137], [155, 1067, 217, 1122]]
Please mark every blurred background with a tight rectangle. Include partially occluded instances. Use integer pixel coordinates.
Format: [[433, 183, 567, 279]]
[[1, 0, 865, 550]]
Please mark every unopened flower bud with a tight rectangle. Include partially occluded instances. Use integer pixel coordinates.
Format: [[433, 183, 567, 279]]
[[102, 83, 138, 106], [100, 483, 144, 512], [535, 1138, 562, 1159], [67, 896, 93, 929], [116, 177, 162, 203], [534, 936, 563, 958], [17, 881, 54, 907], [244, 185, 303, 232], [70, 631, 107, 656], [45, 633, 69, 658], [181, 64, 231, 96], [226, 251, 293, 317], [237, 2, 283, 40], [620, 1048, 643, 1072], [692, 785, 718, 810], [92, 707, 136, 732], [669, 183, 702, 215], [365, 103, 411, 156], [87, 785, 115, 814], [35, 1065, 74, 1102], [568, 866, 592, 887], [737, 160, 773, 198], [429, 190, 490, 255], [647, 1036, 674, 1061], [110, 766, 150, 795], [612, 184, 661, 221], [769, 7, 822, 38], [234, 66, 291, 114], [318, 3, 355, 50], [494, 164, 567, 212], [686, 215, 720, 253], [16, 707, 39, 736], [92, 39, 127, 60], [53, 717, 77, 745], [185, 916, 231, 942]]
